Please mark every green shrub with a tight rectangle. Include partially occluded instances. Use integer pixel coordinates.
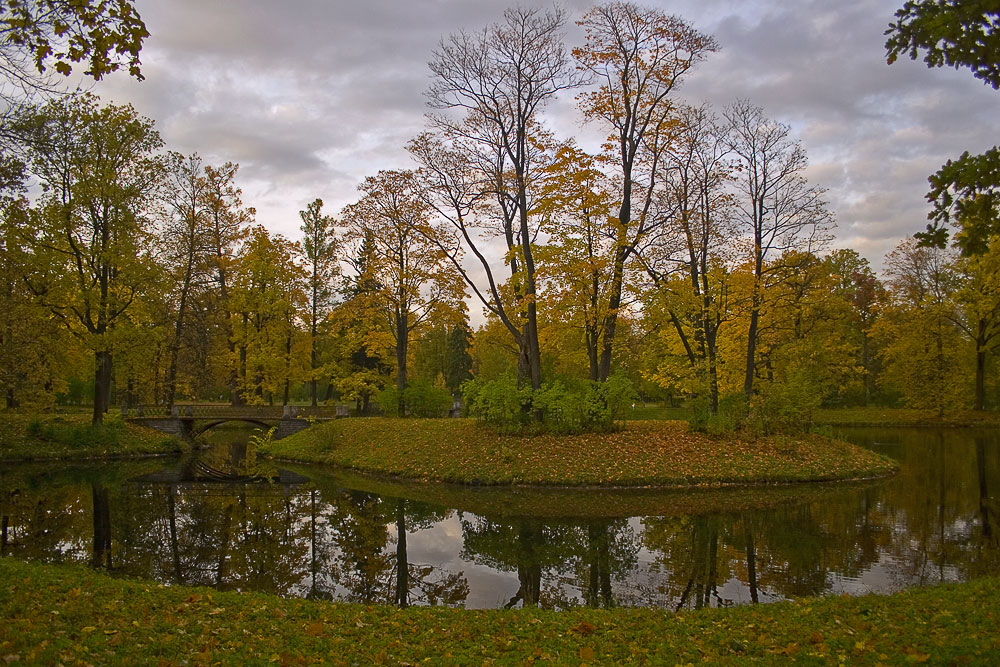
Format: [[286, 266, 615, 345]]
[[377, 380, 454, 418], [403, 380, 453, 417], [462, 372, 637, 434], [748, 370, 823, 436], [689, 393, 746, 436], [377, 386, 403, 416]]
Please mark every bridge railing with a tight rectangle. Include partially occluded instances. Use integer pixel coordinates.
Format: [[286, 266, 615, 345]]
[[122, 404, 348, 419]]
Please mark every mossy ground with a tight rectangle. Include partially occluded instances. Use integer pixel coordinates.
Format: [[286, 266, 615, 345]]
[[1, 559, 996, 665], [0, 413, 185, 461], [262, 418, 897, 487]]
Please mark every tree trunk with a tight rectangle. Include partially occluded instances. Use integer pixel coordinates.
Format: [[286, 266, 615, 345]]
[[93, 350, 113, 425], [975, 318, 988, 411], [743, 299, 761, 411], [394, 500, 409, 608], [91, 483, 112, 569], [396, 312, 408, 417]]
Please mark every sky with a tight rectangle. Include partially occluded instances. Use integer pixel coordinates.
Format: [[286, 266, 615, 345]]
[[92, 0, 998, 272]]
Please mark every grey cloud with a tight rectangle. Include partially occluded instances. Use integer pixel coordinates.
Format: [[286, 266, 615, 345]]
[[89, 0, 996, 268]]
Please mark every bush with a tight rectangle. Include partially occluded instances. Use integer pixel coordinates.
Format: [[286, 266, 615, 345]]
[[689, 393, 745, 436], [688, 371, 821, 437], [462, 372, 638, 435], [403, 380, 453, 418], [377, 380, 454, 418], [26, 416, 125, 448], [747, 370, 823, 436]]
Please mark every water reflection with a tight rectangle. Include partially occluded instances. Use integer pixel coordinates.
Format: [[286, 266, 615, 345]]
[[0, 427, 997, 609]]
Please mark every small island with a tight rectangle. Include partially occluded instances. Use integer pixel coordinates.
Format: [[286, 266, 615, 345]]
[[260, 417, 897, 487]]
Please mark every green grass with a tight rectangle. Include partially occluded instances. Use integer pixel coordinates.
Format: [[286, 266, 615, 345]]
[[0, 413, 185, 462], [1, 558, 996, 665], [813, 407, 1000, 427], [261, 418, 897, 487]]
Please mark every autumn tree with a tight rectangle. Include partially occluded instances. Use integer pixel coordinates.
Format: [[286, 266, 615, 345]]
[[574, 2, 718, 381], [0, 205, 75, 407], [824, 249, 887, 404], [877, 238, 970, 414], [201, 162, 253, 405], [421, 5, 583, 391], [158, 152, 216, 409], [642, 104, 733, 412], [230, 226, 307, 405], [332, 230, 391, 415], [15, 93, 163, 424], [723, 99, 833, 407], [886, 0, 1000, 410], [535, 141, 616, 381], [299, 198, 339, 406], [949, 241, 1000, 410], [342, 169, 465, 416]]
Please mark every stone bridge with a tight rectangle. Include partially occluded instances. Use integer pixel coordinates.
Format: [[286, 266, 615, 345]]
[[123, 404, 348, 440]]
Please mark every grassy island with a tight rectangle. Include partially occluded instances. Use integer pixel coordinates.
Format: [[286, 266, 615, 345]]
[[260, 418, 897, 487], [0, 413, 185, 462], [1, 559, 996, 665]]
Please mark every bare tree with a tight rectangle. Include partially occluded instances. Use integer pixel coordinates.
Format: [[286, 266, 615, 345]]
[[575, 1, 718, 381], [159, 152, 214, 410], [642, 104, 734, 412], [421, 5, 582, 390], [723, 99, 833, 406]]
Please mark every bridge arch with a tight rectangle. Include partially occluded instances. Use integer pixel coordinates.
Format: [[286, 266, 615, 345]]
[[190, 418, 274, 438]]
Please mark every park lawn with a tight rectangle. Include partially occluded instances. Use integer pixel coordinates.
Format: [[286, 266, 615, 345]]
[[0, 559, 996, 665], [813, 407, 1000, 427], [0, 413, 185, 462], [261, 418, 896, 487]]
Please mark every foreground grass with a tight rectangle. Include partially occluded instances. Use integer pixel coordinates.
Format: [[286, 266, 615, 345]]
[[1, 559, 996, 665], [813, 407, 1000, 427], [0, 413, 185, 462], [262, 418, 896, 487]]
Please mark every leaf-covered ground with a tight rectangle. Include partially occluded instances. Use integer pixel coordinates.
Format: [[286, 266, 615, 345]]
[[263, 418, 897, 487], [1, 559, 996, 665], [0, 413, 185, 462]]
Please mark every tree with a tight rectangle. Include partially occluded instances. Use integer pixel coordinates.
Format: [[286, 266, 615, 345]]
[[877, 238, 970, 414], [421, 5, 583, 391], [886, 2, 1000, 265], [229, 226, 307, 405], [1, 0, 147, 83], [159, 152, 213, 409], [885, 1, 1000, 90], [201, 162, 252, 405], [342, 169, 465, 416], [535, 141, 616, 381], [299, 198, 339, 406], [886, 0, 1000, 409], [16, 93, 162, 424], [642, 104, 733, 412], [950, 241, 1000, 410], [723, 99, 833, 408], [574, 2, 718, 381]]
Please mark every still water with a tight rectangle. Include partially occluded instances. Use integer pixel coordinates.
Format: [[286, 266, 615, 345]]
[[1, 427, 997, 610]]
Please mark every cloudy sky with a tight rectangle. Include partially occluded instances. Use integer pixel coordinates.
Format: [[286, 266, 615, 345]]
[[93, 0, 997, 271]]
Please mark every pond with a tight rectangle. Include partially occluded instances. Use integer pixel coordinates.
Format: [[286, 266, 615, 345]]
[[1, 426, 997, 610]]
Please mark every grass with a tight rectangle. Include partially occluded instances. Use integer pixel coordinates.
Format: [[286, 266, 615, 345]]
[[261, 418, 897, 487], [1, 558, 996, 665], [0, 412, 185, 462], [813, 407, 1000, 427]]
